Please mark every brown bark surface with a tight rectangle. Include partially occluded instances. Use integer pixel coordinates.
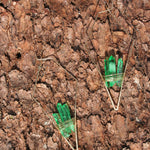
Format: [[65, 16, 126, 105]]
[[0, 0, 150, 149]]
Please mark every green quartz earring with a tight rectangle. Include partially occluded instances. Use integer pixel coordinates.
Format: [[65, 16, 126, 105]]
[[53, 103, 75, 138]]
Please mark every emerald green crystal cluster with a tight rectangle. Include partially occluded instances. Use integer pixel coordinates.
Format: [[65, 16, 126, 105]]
[[53, 103, 75, 138], [104, 55, 123, 88]]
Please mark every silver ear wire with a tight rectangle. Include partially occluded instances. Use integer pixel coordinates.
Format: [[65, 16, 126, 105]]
[[85, 0, 135, 110], [32, 56, 78, 150]]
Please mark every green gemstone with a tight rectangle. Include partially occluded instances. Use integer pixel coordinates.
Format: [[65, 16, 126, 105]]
[[104, 55, 124, 87], [53, 103, 75, 138], [52, 113, 60, 124], [62, 103, 71, 120], [57, 103, 66, 122], [104, 55, 116, 87], [116, 58, 123, 87]]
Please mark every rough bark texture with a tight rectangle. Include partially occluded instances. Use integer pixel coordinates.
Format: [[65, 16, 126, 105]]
[[0, 0, 150, 150]]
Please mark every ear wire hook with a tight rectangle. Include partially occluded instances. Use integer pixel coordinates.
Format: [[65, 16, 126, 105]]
[[32, 55, 78, 150], [85, 0, 135, 110]]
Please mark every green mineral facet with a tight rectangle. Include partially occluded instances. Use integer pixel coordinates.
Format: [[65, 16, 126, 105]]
[[57, 103, 66, 122], [52, 113, 60, 124], [104, 55, 124, 88], [116, 58, 123, 87], [62, 103, 71, 120], [53, 103, 75, 138], [108, 55, 116, 87], [104, 55, 116, 87]]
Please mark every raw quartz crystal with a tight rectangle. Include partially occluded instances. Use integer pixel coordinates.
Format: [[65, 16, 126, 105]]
[[53, 103, 75, 138], [104, 55, 123, 88]]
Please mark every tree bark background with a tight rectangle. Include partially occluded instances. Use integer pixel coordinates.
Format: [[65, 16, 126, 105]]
[[0, 0, 150, 149]]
